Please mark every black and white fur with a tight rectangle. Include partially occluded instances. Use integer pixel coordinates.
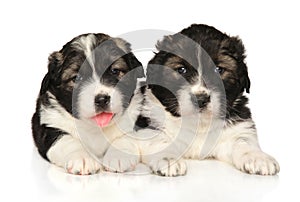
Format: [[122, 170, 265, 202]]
[[32, 33, 144, 175], [137, 24, 280, 176]]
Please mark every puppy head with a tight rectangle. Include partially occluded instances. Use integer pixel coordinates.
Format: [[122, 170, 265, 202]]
[[44, 33, 144, 126], [147, 24, 250, 118]]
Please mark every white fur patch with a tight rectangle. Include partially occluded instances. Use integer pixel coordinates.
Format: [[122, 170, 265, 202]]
[[72, 34, 97, 70], [177, 87, 196, 116], [235, 150, 280, 175], [47, 135, 101, 175], [40, 92, 77, 137], [211, 120, 280, 175], [115, 86, 144, 134], [102, 136, 140, 172], [190, 82, 210, 95]]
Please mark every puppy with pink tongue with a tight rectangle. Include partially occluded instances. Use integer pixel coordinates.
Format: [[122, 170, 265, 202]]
[[32, 33, 145, 175]]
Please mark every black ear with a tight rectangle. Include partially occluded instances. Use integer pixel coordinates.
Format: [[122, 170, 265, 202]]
[[125, 52, 145, 78], [48, 51, 63, 75], [39, 73, 50, 95], [223, 36, 251, 93], [156, 34, 182, 53], [222, 36, 246, 61], [39, 51, 64, 94], [240, 62, 251, 93]]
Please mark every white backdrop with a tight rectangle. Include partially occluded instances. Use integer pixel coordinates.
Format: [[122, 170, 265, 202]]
[[1, 0, 299, 201]]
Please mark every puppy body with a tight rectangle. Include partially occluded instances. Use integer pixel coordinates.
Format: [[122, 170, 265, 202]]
[[32, 33, 144, 175], [140, 24, 279, 176]]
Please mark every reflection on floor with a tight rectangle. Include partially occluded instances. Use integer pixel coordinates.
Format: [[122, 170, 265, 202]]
[[31, 151, 278, 202]]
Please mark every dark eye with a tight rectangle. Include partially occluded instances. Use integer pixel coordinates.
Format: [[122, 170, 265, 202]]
[[71, 75, 83, 83], [177, 66, 187, 74], [110, 68, 121, 75], [214, 66, 225, 74]]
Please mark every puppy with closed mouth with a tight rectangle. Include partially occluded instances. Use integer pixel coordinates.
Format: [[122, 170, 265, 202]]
[[32, 33, 144, 175], [138, 24, 280, 176]]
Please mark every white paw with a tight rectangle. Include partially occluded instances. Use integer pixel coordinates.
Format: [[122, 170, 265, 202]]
[[149, 158, 187, 177], [102, 146, 139, 173], [235, 151, 280, 175], [65, 157, 101, 175]]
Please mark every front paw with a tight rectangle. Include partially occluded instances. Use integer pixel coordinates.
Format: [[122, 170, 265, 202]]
[[65, 157, 101, 175], [149, 158, 187, 177], [235, 151, 280, 175], [102, 146, 139, 173]]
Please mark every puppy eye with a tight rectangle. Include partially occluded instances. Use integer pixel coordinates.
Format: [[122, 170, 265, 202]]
[[177, 66, 187, 74], [71, 75, 83, 83], [110, 68, 121, 75], [71, 75, 82, 83], [214, 66, 225, 74]]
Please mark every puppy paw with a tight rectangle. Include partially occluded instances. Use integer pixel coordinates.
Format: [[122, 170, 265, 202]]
[[235, 151, 280, 175], [65, 157, 101, 175], [149, 158, 187, 177], [102, 146, 139, 173]]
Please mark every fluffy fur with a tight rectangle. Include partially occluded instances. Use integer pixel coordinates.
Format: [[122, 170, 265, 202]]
[[137, 24, 280, 176], [32, 33, 144, 175]]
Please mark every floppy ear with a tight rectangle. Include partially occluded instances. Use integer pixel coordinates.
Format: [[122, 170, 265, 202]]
[[40, 51, 64, 94], [125, 52, 145, 78], [48, 51, 64, 75], [239, 62, 251, 93], [39, 73, 50, 95], [156, 34, 183, 52], [222, 36, 251, 93]]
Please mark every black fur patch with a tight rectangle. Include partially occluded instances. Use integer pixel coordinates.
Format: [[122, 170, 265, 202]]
[[134, 115, 151, 130], [31, 104, 67, 160], [226, 95, 252, 123]]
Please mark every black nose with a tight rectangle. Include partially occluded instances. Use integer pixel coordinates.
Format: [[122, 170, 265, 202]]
[[95, 94, 110, 109], [193, 93, 210, 108]]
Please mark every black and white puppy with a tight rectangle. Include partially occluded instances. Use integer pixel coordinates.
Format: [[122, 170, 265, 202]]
[[32, 33, 144, 175], [140, 24, 280, 176]]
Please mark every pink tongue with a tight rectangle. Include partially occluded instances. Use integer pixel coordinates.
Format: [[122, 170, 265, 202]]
[[92, 112, 114, 127]]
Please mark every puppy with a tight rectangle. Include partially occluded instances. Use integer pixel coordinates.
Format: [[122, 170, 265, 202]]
[[139, 24, 280, 176], [32, 33, 144, 175]]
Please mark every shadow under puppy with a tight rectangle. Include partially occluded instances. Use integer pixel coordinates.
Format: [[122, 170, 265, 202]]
[[137, 24, 280, 176], [32, 33, 144, 175]]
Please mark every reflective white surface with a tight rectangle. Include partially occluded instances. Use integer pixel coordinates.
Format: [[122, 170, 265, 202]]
[[1, 0, 300, 201], [30, 152, 280, 202]]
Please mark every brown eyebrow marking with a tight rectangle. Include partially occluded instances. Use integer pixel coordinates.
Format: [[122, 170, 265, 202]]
[[218, 54, 237, 71], [164, 56, 184, 69], [111, 58, 128, 71], [217, 54, 239, 84], [62, 63, 80, 80]]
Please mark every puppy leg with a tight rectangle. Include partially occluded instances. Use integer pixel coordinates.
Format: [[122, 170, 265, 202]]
[[231, 147, 280, 175], [102, 136, 140, 173], [212, 122, 280, 175], [145, 156, 187, 177], [139, 129, 187, 177], [47, 135, 101, 175]]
